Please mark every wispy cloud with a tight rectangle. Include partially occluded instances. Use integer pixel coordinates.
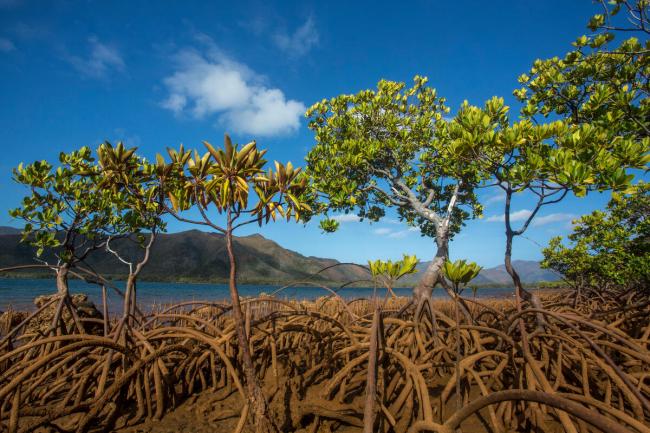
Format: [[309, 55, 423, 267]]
[[483, 190, 505, 206], [331, 214, 360, 223], [0, 38, 15, 52], [373, 226, 419, 239], [532, 213, 576, 227], [484, 209, 576, 227], [66, 37, 124, 78], [485, 209, 532, 223], [273, 17, 319, 57], [161, 35, 305, 137]]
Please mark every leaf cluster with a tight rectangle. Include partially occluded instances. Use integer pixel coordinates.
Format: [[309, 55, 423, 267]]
[[305, 76, 483, 238], [542, 182, 650, 292], [443, 259, 482, 293], [447, 96, 648, 205], [367, 254, 419, 289], [164, 134, 313, 229], [514, 1, 649, 140]]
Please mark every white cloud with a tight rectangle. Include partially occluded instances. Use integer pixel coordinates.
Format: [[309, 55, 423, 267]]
[[162, 41, 305, 137], [389, 227, 419, 239], [0, 38, 15, 52], [332, 215, 421, 238], [67, 37, 124, 78], [532, 213, 576, 227], [373, 226, 419, 239], [273, 17, 319, 57], [221, 88, 305, 136], [331, 214, 360, 223], [162, 94, 187, 112], [485, 209, 532, 223], [484, 190, 505, 206], [485, 209, 576, 227]]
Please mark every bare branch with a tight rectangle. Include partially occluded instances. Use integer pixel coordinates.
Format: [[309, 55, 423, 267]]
[[106, 236, 133, 274]]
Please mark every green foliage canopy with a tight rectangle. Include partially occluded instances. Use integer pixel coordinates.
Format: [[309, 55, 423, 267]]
[[457, 96, 646, 196], [542, 183, 650, 294], [10, 141, 170, 280], [97, 141, 167, 237], [305, 76, 484, 239], [510, 0, 649, 203], [514, 0, 649, 144], [163, 134, 313, 232], [10, 147, 134, 261]]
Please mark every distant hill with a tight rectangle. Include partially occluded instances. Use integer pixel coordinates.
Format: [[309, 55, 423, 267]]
[[0, 227, 369, 284], [399, 259, 561, 287], [0, 226, 21, 235], [0, 226, 560, 286], [475, 260, 562, 285]]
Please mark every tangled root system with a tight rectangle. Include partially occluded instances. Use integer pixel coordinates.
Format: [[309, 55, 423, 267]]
[[1, 292, 649, 432]]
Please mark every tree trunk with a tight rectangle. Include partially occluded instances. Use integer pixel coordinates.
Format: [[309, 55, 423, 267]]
[[503, 193, 578, 433], [52, 263, 85, 334], [503, 189, 546, 327], [123, 275, 136, 323], [55, 263, 69, 296], [225, 212, 276, 432], [413, 234, 474, 323], [504, 230, 546, 311], [413, 236, 448, 302]]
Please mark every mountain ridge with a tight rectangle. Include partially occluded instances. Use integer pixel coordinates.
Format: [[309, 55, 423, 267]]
[[0, 226, 560, 286], [0, 226, 369, 284], [398, 259, 561, 286]]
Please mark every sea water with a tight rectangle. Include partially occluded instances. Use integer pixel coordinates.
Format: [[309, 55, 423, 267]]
[[0, 278, 516, 313]]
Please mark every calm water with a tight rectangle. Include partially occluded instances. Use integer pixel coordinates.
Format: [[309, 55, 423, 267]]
[[0, 278, 516, 313]]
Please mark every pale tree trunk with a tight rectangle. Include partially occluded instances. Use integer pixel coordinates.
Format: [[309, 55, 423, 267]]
[[383, 176, 465, 308], [411, 182, 473, 321], [413, 236, 448, 302], [413, 228, 474, 324], [412, 182, 461, 302], [225, 210, 277, 433]]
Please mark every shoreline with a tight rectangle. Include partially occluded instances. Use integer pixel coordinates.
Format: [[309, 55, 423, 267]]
[[0, 277, 569, 316], [0, 274, 563, 290]]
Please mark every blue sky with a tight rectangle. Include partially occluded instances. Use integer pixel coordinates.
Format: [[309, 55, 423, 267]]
[[0, 0, 622, 267]]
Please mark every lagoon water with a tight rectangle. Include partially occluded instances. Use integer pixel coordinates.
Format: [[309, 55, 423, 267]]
[[0, 278, 517, 313]]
